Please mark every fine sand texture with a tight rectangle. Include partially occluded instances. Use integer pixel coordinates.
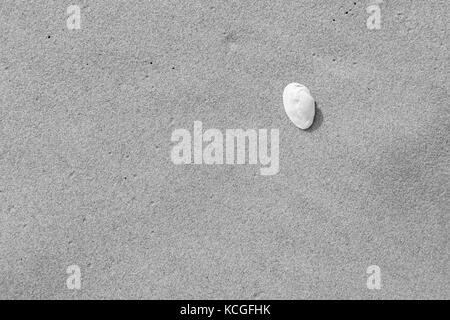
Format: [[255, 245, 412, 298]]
[[0, 0, 448, 299]]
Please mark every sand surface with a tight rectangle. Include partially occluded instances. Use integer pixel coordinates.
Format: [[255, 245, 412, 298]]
[[0, 0, 448, 299]]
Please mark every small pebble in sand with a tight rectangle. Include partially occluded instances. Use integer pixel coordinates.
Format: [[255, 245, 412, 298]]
[[283, 83, 315, 130]]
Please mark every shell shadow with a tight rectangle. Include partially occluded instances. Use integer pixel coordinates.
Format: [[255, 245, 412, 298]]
[[305, 102, 323, 132]]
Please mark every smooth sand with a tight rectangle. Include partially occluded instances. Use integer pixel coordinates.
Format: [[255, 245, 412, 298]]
[[0, 0, 448, 299]]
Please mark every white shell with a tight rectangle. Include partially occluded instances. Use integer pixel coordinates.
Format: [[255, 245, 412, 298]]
[[283, 83, 315, 129]]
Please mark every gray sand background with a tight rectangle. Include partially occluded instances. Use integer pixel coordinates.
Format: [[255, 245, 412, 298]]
[[0, 0, 448, 299]]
